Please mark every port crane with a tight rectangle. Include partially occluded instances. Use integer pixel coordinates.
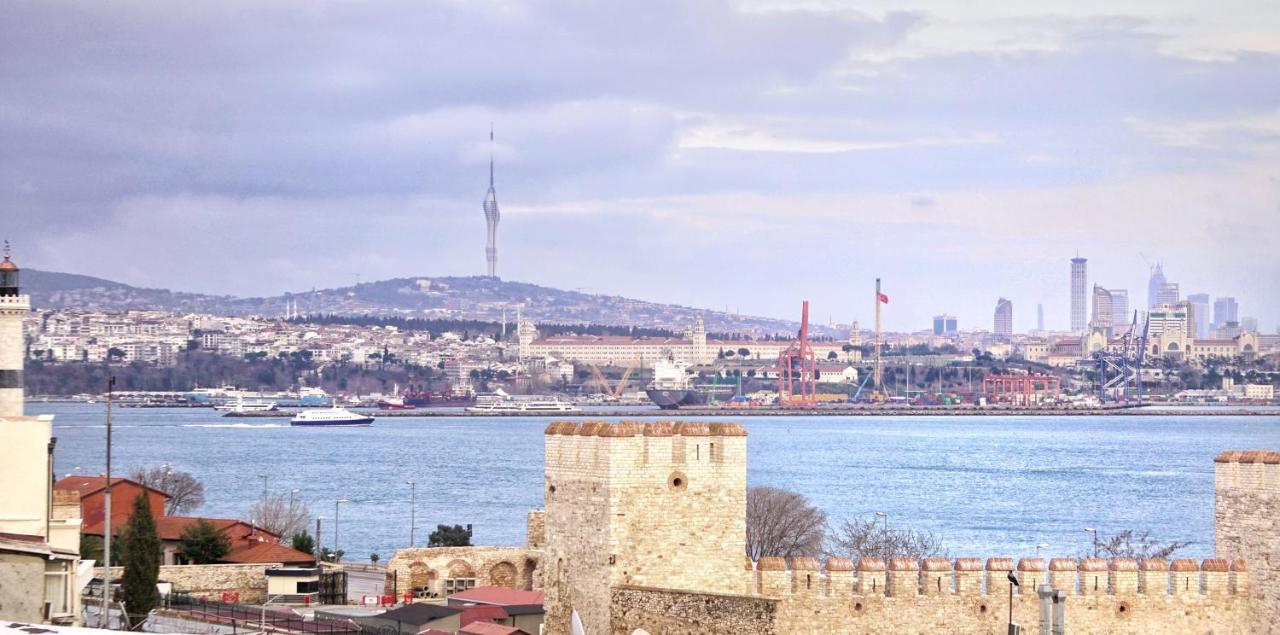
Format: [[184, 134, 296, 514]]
[[777, 301, 817, 407], [589, 363, 635, 399], [1093, 311, 1149, 404]]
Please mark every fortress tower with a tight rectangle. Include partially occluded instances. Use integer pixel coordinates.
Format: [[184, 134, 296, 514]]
[[0, 242, 27, 417], [542, 421, 748, 634], [1215, 450, 1280, 632], [483, 128, 501, 278]]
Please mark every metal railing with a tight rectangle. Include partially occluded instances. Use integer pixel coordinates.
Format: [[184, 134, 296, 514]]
[[166, 593, 361, 634]]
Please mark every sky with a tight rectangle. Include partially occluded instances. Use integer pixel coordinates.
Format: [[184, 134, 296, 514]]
[[3, 0, 1279, 332]]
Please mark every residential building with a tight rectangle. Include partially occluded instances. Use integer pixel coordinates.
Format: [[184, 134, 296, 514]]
[[1070, 257, 1087, 332], [1241, 317, 1258, 333]]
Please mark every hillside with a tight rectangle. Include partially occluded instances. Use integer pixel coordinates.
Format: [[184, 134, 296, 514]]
[[24, 270, 835, 338]]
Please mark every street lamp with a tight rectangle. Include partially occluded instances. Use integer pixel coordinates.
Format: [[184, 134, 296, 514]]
[[875, 511, 888, 561], [406, 481, 416, 547], [334, 499, 350, 561], [259, 473, 269, 498], [289, 489, 300, 507], [1036, 543, 1049, 558], [1085, 528, 1098, 557]]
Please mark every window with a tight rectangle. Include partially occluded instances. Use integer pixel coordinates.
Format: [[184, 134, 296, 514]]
[[44, 563, 72, 617], [296, 580, 320, 594]]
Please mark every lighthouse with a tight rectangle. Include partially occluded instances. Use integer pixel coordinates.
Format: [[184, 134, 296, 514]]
[[0, 241, 27, 417]]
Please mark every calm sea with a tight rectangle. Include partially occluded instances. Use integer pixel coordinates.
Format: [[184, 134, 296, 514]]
[[37, 403, 1280, 562]]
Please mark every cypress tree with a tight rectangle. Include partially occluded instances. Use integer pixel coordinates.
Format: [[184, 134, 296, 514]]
[[121, 492, 160, 625]]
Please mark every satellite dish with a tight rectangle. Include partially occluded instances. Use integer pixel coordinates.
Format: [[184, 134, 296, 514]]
[[571, 609, 586, 635]]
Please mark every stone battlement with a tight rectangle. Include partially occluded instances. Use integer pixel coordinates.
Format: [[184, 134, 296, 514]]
[[745, 556, 1249, 598], [544, 420, 748, 437]]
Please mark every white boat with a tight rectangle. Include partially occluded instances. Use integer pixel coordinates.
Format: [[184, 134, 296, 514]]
[[466, 390, 579, 413], [290, 406, 375, 427], [215, 393, 278, 414]]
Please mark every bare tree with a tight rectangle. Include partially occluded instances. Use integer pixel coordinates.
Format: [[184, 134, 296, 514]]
[[745, 486, 826, 560], [826, 517, 946, 562], [1090, 529, 1190, 560], [130, 465, 205, 515], [248, 491, 310, 538]]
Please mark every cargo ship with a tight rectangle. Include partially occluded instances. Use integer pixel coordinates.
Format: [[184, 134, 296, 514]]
[[403, 385, 476, 408], [645, 356, 734, 409]]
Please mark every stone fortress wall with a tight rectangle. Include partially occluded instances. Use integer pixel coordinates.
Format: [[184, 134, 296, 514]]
[[542, 421, 749, 635], [538, 420, 1279, 635], [384, 545, 541, 598]]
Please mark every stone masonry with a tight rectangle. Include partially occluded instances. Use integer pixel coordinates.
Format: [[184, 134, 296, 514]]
[[1214, 449, 1280, 633], [539, 420, 1277, 635], [542, 421, 748, 635]]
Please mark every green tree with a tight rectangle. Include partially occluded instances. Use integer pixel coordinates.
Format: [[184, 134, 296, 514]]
[[291, 531, 315, 555], [177, 519, 230, 564], [121, 493, 161, 625], [738, 347, 750, 358], [428, 524, 472, 547], [827, 351, 838, 360], [370, 552, 380, 564]]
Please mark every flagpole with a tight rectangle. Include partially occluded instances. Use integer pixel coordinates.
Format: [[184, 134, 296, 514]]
[[874, 278, 882, 390]]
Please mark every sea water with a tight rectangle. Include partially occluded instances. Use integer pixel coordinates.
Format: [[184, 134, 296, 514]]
[[38, 403, 1280, 561]]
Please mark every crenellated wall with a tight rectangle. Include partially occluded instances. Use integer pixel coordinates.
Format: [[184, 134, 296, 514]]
[[1214, 449, 1280, 632], [610, 556, 1251, 634], [537, 422, 1276, 635]]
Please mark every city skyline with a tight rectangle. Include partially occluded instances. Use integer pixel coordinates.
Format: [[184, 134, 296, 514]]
[[3, 2, 1278, 332]]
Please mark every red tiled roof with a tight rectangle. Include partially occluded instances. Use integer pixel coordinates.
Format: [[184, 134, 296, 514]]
[[458, 606, 509, 627], [221, 542, 316, 565], [54, 475, 170, 499], [83, 516, 279, 542], [458, 623, 526, 635], [450, 587, 545, 607]]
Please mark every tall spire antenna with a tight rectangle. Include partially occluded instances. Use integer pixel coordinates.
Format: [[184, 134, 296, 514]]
[[489, 123, 495, 189]]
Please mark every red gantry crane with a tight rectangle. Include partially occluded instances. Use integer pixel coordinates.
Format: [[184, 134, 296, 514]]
[[777, 300, 817, 407]]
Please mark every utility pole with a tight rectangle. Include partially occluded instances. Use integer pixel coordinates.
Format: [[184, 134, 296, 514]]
[[100, 375, 115, 628], [315, 517, 322, 561]]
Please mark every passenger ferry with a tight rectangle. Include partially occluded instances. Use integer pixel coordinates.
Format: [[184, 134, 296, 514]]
[[465, 390, 579, 414], [214, 393, 278, 415], [290, 406, 375, 427]]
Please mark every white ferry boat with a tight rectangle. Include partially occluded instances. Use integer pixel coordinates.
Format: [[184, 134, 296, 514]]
[[466, 390, 579, 414], [290, 406, 375, 427], [215, 393, 278, 414]]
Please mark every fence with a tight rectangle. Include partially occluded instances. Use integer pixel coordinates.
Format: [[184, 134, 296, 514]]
[[166, 593, 362, 634]]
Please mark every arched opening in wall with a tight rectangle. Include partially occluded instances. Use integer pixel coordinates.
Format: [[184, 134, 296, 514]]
[[631, 630, 651, 635], [408, 561, 433, 596], [444, 559, 477, 595], [521, 558, 537, 591], [490, 561, 518, 589]]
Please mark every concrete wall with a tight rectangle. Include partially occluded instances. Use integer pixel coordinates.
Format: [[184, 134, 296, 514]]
[[0, 551, 47, 622], [101, 563, 275, 603], [1215, 450, 1279, 633], [0, 415, 54, 540]]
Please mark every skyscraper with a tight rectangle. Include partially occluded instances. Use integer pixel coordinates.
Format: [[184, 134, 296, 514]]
[[932, 315, 957, 337], [1156, 282, 1180, 306], [1070, 257, 1087, 333], [1036, 303, 1044, 332], [1213, 297, 1238, 329], [1110, 289, 1130, 328], [482, 128, 501, 278], [1147, 264, 1167, 309], [1187, 293, 1210, 339], [1091, 285, 1114, 331], [994, 297, 1013, 340]]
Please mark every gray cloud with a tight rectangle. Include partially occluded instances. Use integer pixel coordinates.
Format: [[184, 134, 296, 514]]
[[2, 1, 1278, 330]]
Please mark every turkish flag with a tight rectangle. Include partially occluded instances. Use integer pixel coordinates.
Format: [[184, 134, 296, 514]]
[[878, 293, 889, 304]]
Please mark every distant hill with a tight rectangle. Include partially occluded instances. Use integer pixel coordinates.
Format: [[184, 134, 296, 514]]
[[24, 269, 838, 338]]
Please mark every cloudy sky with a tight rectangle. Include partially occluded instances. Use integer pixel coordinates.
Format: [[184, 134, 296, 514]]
[[3, 0, 1278, 332]]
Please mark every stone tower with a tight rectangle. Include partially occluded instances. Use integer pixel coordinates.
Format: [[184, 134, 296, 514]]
[[542, 421, 748, 635], [1214, 450, 1280, 632], [0, 242, 27, 417]]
